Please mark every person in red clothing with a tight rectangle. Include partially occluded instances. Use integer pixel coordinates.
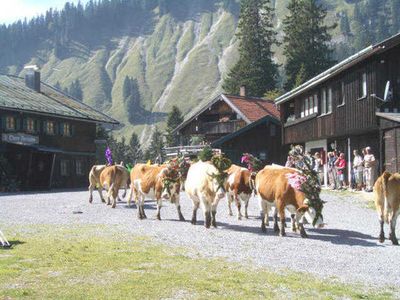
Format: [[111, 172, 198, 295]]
[[335, 152, 347, 189]]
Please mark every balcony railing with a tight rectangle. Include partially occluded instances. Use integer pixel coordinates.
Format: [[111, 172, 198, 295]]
[[201, 120, 243, 134]]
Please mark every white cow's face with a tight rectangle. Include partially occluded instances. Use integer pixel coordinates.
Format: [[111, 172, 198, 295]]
[[303, 205, 324, 228]]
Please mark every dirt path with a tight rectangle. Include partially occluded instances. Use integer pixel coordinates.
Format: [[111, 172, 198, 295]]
[[0, 190, 398, 287]]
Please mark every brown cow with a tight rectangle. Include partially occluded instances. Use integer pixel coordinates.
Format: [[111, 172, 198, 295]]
[[374, 171, 400, 245], [226, 164, 254, 220], [88, 164, 129, 203], [256, 165, 323, 237], [99, 165, 130, 208], [128, 164, 183, 221]]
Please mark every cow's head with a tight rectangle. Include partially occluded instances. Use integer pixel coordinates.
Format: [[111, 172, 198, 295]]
[[297, 199, 324, 228], [161, 178, 180, 202]]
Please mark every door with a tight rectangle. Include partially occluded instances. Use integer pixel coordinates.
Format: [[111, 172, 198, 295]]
[[30, 152, 53, 189], [384, 129, 398, 173]]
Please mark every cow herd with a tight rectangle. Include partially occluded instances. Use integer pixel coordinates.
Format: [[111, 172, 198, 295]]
[[88, 159, 326, 239]]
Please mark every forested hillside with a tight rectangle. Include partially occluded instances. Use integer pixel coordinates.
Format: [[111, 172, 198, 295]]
[[0, 0, 398, 143]]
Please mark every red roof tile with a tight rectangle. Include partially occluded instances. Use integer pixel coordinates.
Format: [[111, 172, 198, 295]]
[[224, 94, 280, 122]]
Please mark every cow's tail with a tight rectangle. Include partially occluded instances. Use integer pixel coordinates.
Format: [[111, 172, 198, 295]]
[[382, 171, 391, 223]]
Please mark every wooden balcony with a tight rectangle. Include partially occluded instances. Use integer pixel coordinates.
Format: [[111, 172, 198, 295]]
[[201, 120, 243, 134]]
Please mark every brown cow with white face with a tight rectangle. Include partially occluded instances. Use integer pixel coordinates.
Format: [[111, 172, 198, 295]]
[[374, 171, 400, 245], [128, 164, 183, 221], [256, 165, 323, 237], [226, 164, 254, 220]]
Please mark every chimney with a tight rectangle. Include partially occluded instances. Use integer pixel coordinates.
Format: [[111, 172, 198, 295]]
[[24, 65, 41, 93], [240, 86, 246, 97]]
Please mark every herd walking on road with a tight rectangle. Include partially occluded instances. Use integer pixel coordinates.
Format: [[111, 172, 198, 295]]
[[88, 146, 399, 246]]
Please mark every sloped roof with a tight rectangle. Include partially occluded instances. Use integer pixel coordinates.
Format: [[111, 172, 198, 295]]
[[276, 32, 400, 105], [174, 93, 279, 132], [224, 95, 280, 122], [0, 74, 118, 124]]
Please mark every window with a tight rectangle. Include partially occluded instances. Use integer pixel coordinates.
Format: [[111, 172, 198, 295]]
[[309, 96, 314, 115], [76, 160, 84, 175], [339, 81, 345, 106], [300, 101, 305, 118], [313, 94, 318, 113], [26, 118, 35, 133], [321, 88, 327, 114], [327, 87, 332, 113], [63, 123, 71, 136], [305, 97, 309, 116], [46, 121, 55, 135], [6, 116, 15, 130], [360, 72, 367, 98], [60, 160, 69, 176]]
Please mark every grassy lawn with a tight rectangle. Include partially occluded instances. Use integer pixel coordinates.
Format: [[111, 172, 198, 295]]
[[0, 226, 395, 300]]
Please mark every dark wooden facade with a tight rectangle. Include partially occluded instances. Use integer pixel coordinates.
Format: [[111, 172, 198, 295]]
[[212, 116, 283, 165], [0, 109, 98, 190], [277, 35, 400, 176], [178, 100, 246, 144]]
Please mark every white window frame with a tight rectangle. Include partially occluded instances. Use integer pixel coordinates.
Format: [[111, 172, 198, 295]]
[[76, 160, 83, 175], [339, 81, 346, 106], [305, 97, 309, 116], [63, 123, 71, 136], [301, 100, 305, 118], [6, 116, 15, 130], [46, 121, 55, 135], [361, 72, 367, 98], [60, 160, 69, 176], [327, 87, 332, 113], [313, 93, 318, 113], [26, 118, 34, 133], [321, 88, 327, 114]]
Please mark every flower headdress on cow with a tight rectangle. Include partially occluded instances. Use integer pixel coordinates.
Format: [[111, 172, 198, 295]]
[[105, 147, 113, 166], [286, 145, 324, 226], [241, 153, 263, 173], [198, 146, 232, 191], [161, 158, 181, 198]]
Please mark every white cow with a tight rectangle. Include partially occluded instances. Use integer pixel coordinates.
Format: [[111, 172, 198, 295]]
[[185, 161, 226, 228]]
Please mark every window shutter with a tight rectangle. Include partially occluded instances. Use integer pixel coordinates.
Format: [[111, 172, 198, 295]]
[[23, 118, 28, 131], [59, 122, 64, 136], [43, 121, 47, 134], [15, 117, 21, 131], [70, 125, 75, 136]]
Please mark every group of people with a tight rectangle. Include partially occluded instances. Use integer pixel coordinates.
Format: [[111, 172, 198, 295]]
[[328, 147, 376, 191], [286, 146, 377, 192]]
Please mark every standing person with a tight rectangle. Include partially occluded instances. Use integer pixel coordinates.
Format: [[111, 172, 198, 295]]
[[363, 146, 376, 192], [353, 150, 363, 191], [335, 152, 346, 189], [314, 152, 324, 185], [327, 152, 338, 189]]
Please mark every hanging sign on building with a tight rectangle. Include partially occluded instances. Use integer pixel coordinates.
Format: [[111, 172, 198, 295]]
[[1, 133, 39, 146]]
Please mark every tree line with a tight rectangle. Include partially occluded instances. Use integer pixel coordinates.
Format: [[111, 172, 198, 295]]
[[97, 105, 183, 164]]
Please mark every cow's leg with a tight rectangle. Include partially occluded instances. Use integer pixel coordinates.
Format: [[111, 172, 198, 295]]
[[156, 198, 162, 220], [272, 208, 279, 233], [389, 211, 399, 245], [227, 194, 233, 216], [111, 187, 118, 208], [235, 193, 242, 220], [141, 199, 147, 219], [98, 187, 105, 203], [137, 194, 144, 219], [122, 184, 127, 199], [191, 200, 200, 225], [376, 200, 385, 243], [296, 213, 308, 238], [200, 196, 211, 228], [379, 219, 385, 243], [291, 214, 297, 232], [244, 198, 249, 219], [174, 198, 185, 221], [211, 199, 219, 228], [259, 197, 267, 232], [88, 184, 94, 203], [276, 201, 286, 237]]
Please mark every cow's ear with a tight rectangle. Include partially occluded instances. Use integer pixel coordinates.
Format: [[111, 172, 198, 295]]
[[297, 205, 308, 214]]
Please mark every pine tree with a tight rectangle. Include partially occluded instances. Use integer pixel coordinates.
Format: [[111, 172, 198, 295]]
[[127, 132, 143, 163], [223, 0, 278, 97], [339, 11, 350, 37], [165, 105, 184, 147], [146, 127, 164, 163], [54, 81, 61, 90], [352, 2, 369, 51], [294, 64, 307, 88], [390, 0, 400, 35], [68, 79, 83, 101], [122, 76, 131, 100], [283, 0, 335, 90]]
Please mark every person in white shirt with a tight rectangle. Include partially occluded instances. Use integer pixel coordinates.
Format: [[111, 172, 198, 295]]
[[363, 147, 376, 192], [352, 150, 363, 191]]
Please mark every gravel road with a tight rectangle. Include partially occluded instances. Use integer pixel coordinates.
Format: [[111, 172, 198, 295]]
[[0, 189, 399, 288]]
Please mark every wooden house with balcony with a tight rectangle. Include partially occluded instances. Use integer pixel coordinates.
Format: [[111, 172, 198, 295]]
[[174, 90, 281, 164], [0, 68, 118, 190], [276, 32, 400, 180]]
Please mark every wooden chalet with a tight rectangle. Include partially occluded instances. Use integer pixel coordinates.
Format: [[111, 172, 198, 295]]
[[0, 67, 118, 190], [174, 88, 281, 164], [276, 32, 400, 180]]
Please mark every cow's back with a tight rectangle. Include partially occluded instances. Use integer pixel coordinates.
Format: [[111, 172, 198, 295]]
[[256, 166, 303, 206], [100, 165, 119, 187], [89, 165, 106, 184], [131, 164, 163, 193], [185, 161, 218, 198], [227, 164, 252, 194]]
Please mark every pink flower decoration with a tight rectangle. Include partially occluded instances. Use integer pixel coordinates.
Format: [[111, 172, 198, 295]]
[[286, 173, 307, 190]]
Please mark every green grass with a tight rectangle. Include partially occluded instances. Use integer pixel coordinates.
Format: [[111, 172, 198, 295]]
[[0, 225, 395, 299]]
